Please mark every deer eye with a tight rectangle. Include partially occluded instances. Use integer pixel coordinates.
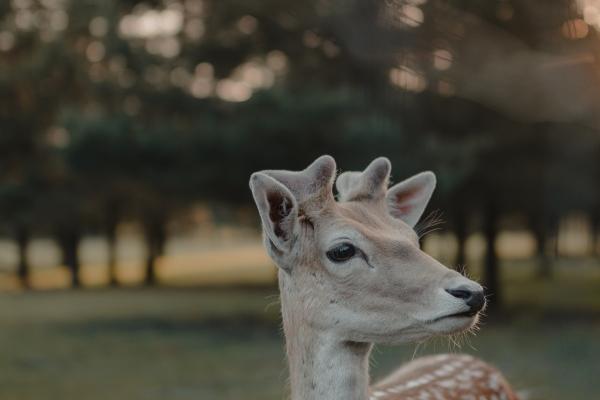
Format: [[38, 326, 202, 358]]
[[326, 243, 356, 263]]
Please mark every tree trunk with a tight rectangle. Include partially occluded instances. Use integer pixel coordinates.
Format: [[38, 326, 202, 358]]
[[145, 250, 156, 286], [482, 198, 500, 311], [532, 214, 552, 279], [144, 216, 166, 286], [107, 226, 118, 286], [106, 202, 120, 286], [16, 225, 31, 289], [590, 212, 599, 257], [60, 230, 81, 288]]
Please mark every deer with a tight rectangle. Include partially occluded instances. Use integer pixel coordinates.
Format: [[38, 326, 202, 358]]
[[249, 155, 517, 400]]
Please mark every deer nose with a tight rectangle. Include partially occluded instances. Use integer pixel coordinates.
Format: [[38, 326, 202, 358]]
[[445, 286, 486, 312]]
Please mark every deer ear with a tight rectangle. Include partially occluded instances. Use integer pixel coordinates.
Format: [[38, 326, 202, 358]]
[[261, 155, 336, 208], [250, 172, 299, 253], [386, 171, 436, 228]]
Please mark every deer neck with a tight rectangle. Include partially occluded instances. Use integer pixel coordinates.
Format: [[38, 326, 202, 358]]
[[280, 276, 372, 400]]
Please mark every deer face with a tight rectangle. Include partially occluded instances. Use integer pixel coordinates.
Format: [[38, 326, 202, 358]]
[[250, 156, 484, 345]]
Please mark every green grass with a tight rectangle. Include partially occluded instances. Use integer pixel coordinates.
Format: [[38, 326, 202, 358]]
[[0, 281, 599, 400]]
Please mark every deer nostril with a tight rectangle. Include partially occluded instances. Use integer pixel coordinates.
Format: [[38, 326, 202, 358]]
[[445, 288, 471, 300], [445, 286, 486, 312]]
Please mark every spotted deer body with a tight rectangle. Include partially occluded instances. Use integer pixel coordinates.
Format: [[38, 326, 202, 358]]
[[249, 155, 517, 400], [371, 354, 517, 400]]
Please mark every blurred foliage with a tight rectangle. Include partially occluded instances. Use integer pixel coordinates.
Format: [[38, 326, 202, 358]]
[[1, 0, 600, 298]]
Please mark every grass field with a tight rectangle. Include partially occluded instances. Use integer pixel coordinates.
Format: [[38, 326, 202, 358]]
[[0, 283, 599, 400]]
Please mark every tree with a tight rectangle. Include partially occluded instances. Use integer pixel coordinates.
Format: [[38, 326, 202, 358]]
[[0, 183, 37, 288]]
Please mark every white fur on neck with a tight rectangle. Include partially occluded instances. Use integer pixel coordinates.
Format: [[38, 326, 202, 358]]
[[285, 325, 372, 400], [280, 275, 372, 400]]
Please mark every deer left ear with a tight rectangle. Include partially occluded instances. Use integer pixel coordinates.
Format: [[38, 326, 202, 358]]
[[249, 172, 299, 254], [386, 171, 436, 228]]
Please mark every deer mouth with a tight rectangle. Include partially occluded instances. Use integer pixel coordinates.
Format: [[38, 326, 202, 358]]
[[424, 310, 480, 334], [431, 310, 479, 323]]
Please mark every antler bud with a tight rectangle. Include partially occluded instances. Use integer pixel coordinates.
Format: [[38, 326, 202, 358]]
[[336, 157, 391, 202]]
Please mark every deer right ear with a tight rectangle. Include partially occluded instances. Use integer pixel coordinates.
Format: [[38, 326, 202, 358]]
[[386, 171, 436, 228], [249, 172, 299, 254]]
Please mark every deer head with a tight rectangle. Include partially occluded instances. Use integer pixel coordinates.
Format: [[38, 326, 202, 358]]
[[249, 155, 484, 345]]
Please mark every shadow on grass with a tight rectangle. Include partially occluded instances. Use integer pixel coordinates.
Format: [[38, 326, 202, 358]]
[[61, 314, 281, 338]]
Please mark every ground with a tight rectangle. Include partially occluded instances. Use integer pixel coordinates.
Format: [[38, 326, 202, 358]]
[[0, 275, 599, 400]]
